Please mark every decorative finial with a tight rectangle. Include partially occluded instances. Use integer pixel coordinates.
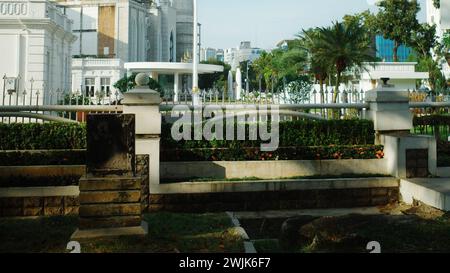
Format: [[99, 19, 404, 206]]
[[135, 73, 150, 87]]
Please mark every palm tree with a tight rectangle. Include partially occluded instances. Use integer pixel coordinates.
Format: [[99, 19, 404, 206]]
[[313, 21, 376, 103], [296, 28, 330, 104]]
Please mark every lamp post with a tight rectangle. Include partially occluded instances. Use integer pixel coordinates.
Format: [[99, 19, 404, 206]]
[[192, 0, 200, 105]]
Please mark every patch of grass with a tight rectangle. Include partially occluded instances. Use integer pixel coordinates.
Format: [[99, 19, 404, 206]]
[[0, 213, 243, 253], [252, 239, 283, 253], [161, 174, 391, 184]]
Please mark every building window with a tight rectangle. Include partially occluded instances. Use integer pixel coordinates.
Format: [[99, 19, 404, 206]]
[[85, 78, 95, 97], [101, 78, 111, 96], [170, 31, 174, 62]]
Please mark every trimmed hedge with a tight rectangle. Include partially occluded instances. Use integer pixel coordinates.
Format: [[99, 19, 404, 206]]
[[0, 150, 86, 166], [0, 123, 86, 150], [162, 119, 375, 150], [161, 145, 384, 162], [0, 175, 80, 188], [414, 115, 450, 126]]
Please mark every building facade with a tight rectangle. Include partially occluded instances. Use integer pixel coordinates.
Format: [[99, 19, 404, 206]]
[[0, 0, 75, 106], [172, 0, 193, 62], [375, 35, 415, 62], [225, 41, 262, 71], [148, 0, 177, 63], [58, 0, 152, 98]]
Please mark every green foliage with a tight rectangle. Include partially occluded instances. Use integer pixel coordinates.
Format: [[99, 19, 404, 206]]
[[0, 123, 86, 150], [160, 145, 384, 162], [0, 176, 80, 188], [311, 21, 376, 103], [433, 0, 440, 8], [411, 24, 438, 58], [113, 73, 162, 93], [161, 119, 375, 150], [375, 0, 421, 62], [0, 150, 85, 166], [414, 115, 450, 126], [285, 76, 312, 104], [199, 60, 231, 90]]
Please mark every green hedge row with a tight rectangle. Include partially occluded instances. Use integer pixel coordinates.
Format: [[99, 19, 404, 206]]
[[161, 145, 384, 162], [0, 176, 80, 188], [162, 119, 375, 150], [414, 115, 450, 126], [0, 150, 86, 166], [0, 123, 86, 150]]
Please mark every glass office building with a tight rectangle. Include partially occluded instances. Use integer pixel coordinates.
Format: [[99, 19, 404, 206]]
[[375, 35, 415, 62]]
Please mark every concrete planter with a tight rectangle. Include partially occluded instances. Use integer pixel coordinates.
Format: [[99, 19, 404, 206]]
[[161, 159, 388, 181]]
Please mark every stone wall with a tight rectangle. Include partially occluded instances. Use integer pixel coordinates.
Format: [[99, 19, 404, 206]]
[[149, 187, 399, 213], [0, 196, 79, 217], [137, 154, 150, 213]]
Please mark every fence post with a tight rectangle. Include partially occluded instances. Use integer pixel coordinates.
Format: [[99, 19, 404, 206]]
[[122, 73, 162, 188]]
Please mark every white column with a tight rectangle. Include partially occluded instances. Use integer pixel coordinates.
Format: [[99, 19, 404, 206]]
[[174, 72, 179, 103], [192, 0, 200, 105]]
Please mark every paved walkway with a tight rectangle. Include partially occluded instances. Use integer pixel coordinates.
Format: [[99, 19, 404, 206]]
[[400, 178, 450, 211], [231, 207, 383, 220]]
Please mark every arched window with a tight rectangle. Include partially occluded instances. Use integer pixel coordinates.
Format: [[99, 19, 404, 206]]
[[169, 31, 174, 62]]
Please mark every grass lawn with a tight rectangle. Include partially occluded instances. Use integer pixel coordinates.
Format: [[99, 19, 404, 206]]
[[0, 213, 243, 253], [247, 204, 450, 253]]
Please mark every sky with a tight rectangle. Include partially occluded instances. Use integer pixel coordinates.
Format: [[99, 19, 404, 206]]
[[198, 0, 427, 50]]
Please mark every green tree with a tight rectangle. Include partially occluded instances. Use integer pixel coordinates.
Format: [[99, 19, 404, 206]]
[[295, 28, 329, 104], [313, 21, 376, 103], [411, 23, 438, 58], [375, 0, 420, 62], [198, 60, 231, 90], [113, 73, 161, 93]]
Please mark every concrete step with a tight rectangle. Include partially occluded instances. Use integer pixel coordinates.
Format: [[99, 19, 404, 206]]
[[79, 203, 141, 217], [79, 177, 141, 191], [400, 178, 450, 211], [79, 216, 142, 229], [79, 190, 141, 204]]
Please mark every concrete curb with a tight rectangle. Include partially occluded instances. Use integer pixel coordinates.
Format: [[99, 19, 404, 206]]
[[226, 211, 257, 254]]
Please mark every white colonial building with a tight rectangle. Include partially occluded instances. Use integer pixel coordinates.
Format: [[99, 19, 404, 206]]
[[0, 0, 75, 106]]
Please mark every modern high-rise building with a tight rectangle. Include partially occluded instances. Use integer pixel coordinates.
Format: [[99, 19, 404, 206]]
[[172, 0, 194, 62], [216, 49, 224, 62], [224, 41, 262, 71], [149, 0, 177, 63], [375, 35, 415, 62]]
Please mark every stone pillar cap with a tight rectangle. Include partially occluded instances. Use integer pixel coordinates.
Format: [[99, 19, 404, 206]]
[[122, 73, 162, 105]]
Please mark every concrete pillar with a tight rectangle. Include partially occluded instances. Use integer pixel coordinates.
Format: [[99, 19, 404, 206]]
[[365, 85, 413, 144], [366, 83, 437, 178], [174, 72, 179, 103], [122, 73, 162, 188]]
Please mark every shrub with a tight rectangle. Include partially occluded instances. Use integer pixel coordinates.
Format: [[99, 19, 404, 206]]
[[0, 123, 86, 150], [0, 176, 80, 188], [414, 115, 450, 126], [0, 150, 86, 166], [161, 145, 384, 162], [161, 119, 375, 150]]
